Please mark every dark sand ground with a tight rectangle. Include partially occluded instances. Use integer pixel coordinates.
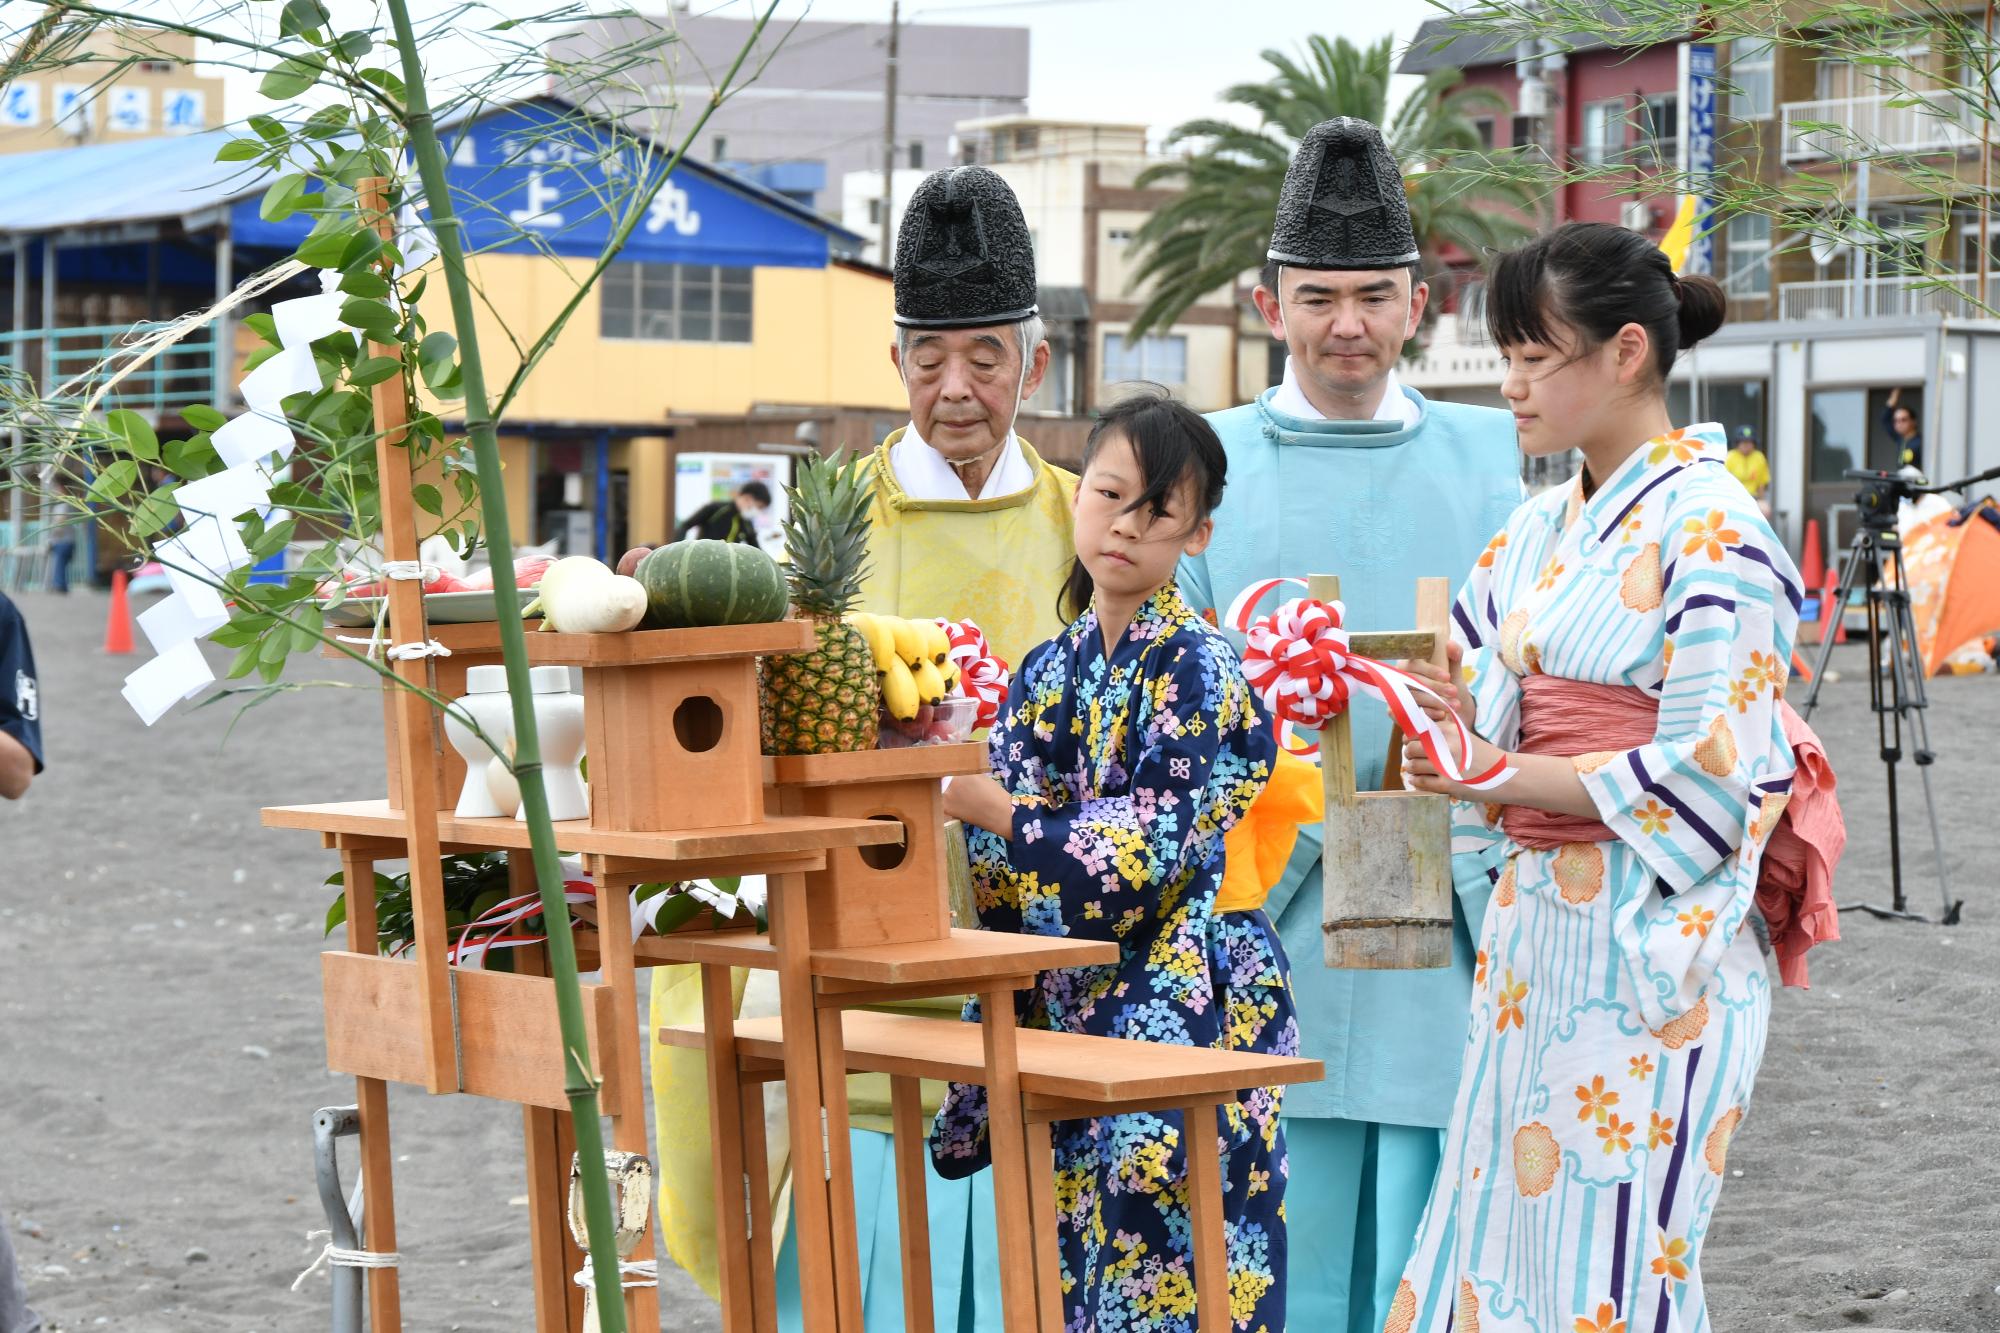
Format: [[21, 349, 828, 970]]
[[3, 587, 1995, 1331]]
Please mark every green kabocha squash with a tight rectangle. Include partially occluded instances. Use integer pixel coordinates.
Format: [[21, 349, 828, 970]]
[[634, 539, 788, 628]]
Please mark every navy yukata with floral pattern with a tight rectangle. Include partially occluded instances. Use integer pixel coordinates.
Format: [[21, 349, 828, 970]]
[[928, 585, 1295, 1333]]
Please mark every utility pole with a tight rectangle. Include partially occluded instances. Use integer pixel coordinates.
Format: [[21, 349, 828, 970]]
[[880, 0, 901, 266]]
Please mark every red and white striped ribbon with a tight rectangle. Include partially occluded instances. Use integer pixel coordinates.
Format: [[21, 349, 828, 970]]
[[941, 618, 1010, 730], [1224, 578, 1514, 790]]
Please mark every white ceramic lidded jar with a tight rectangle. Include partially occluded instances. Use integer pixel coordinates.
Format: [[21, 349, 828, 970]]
[[443, 665, 517, 818], [524, 664, 589, 823]]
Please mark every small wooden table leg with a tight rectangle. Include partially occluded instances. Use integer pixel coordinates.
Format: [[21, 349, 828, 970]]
[[1024, 1118, 1064, 1333], [889, 1076, 936, 1333], [767, 873, 842, 1333], [739, 1077, 778, 1333], [587, 855, 661, 1333], [978, 989, 1039, 1331], [814, 1004, 865, 1331], [1183, 1100, 1229, 1333], [340, 849, 403, 1333], [701, 964, 758, 1332], [512, 859, 586, 1333]]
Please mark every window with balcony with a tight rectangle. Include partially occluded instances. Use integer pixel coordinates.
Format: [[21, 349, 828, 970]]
[[1102, 332, 1187, 386], [1632, 93, 1679, 166], [1725, 213, 1771, 296], [1728, 38, 1775, 119], [1580, 99, 1625, 165], [600, 263, 753, 343]]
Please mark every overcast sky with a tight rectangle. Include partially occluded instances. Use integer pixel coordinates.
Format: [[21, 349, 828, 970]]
[[110, 0, 1448, 143]]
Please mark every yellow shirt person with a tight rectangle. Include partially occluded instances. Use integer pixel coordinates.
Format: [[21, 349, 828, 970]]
[[1726, 435, 1771, 498]]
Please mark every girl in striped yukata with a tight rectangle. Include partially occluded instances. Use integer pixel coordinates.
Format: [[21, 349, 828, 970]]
[[1393, 223, 1803, 1333]]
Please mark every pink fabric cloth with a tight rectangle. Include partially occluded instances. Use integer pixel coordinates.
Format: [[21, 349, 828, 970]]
[[1501, 674, 1843, 987], [1759, 703, 1845, 986]]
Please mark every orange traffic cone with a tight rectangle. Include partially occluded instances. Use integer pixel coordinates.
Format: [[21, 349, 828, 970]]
[[1800, 518, 1825, 591], [103, 568, 134, 655]]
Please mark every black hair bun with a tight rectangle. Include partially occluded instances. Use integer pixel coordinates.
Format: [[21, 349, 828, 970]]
[[1675, 273, 1727, 349]]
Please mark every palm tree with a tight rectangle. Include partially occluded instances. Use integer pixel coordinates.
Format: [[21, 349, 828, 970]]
[[1126, 35, 1542, 339]]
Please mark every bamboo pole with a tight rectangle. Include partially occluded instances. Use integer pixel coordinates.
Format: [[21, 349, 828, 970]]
[[372, 3, 630, 1319]]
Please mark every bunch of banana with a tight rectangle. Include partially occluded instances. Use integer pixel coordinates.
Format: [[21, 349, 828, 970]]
[[847, 612, 956, 720]]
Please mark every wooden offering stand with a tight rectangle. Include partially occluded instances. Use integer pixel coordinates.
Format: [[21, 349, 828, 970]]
[[268, 180, 1316, 1333], [1309, 573, 1457, 970], [648, 741, 1325, 1332]]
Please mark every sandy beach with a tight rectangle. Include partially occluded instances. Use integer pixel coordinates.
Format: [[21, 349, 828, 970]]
[[3, 585, 1996, 1331]]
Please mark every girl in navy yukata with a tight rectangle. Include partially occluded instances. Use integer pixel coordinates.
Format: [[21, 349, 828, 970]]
[[934, 388, 1293, 1333]]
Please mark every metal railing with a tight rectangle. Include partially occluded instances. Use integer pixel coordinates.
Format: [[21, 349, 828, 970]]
[[0, 324, 221, 414], [1776, 271, 1992, 320], [1782, 90, 1982, 162]]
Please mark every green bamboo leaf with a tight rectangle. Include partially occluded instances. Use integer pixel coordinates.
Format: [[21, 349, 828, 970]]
[[295, 224, 355, 268], [357, 67, 406, 100], [412, 483, 443, 517], [217, 138, 266, 162], [349, 355, 403, 386], [339, 269, 391, 298], [340, 297, 399, 338], [164, 435, 221, 479], [130, 488, 181, 540], [249, 114, 286, 144], [325, 894, 348, 936], [301, 103, 350, 139], [105, 409, 160, 462], [279, 0, 331, 37], [261, 173, 312, 222], [243, 312, 280, 345], [182, 404, 228, 432], [227, 643, 262, 679], [259, 57, 320, 101], [88, 459, 139, 502], [335, 30, 373, 61]]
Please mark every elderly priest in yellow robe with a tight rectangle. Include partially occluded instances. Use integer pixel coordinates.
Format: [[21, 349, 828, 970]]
[[652, 164, 1075, 1332]]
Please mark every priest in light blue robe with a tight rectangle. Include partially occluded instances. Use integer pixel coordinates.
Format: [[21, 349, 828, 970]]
[[1177, 117, 1523, 1333]]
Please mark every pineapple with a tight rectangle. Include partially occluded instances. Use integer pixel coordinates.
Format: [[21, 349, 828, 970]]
[[759, 454, 881, 754]]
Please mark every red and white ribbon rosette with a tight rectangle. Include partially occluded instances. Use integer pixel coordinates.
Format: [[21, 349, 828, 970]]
[[1224, 578, 1514, 791], [941, 618, 1010, 730]]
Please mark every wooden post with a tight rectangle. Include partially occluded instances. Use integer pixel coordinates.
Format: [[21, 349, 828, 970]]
[[889, 1076, 936, 1333], [979, 988, 1039, 1331], [1311, 574, 1456, 969], [1182, 1101, 1228, 1333], [1023, 1119, 1064, 1333], [339, 847, 402, 1333], [356, 176, 455, 1091], [766, 872, 843, 1332], [514, 854, 587, 1333], [585, 855, 661, 1333], [701, 962, 758, 1331]]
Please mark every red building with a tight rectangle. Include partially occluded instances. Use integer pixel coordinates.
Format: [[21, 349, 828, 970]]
[[1400, 18, 1691, 238]]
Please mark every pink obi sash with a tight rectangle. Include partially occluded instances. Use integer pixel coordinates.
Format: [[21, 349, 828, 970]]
[[1503, 674, 1843, 987]]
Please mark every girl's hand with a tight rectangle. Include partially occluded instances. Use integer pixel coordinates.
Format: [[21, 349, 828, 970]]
[[1399, 640, 1475, 731], [943, 774, 1015, 839], [1402, 728, 1507, 802]]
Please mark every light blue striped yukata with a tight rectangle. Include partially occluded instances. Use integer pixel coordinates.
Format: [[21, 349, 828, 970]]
[[1391, 424, 1801, 1333]]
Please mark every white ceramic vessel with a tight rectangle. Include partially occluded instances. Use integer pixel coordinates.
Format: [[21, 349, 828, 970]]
[[443, 665, 517, 818], [524, 665, 590, 822]]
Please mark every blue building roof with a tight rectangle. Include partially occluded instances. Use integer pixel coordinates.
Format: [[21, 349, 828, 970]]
[[0, 96, 865, 270]]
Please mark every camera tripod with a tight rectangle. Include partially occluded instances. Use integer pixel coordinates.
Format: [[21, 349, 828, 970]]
[[1800, 509, 1960, 923]]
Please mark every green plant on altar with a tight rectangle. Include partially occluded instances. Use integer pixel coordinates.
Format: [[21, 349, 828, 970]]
[[323, 856, 767, 958], [0, 2, 790, 1321]]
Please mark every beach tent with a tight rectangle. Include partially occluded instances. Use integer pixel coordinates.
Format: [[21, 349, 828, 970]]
[[1898, 497, 2000, 675]]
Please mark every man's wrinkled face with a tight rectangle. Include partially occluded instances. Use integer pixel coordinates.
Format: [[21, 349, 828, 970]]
[[892, 328, 1032, 462]]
